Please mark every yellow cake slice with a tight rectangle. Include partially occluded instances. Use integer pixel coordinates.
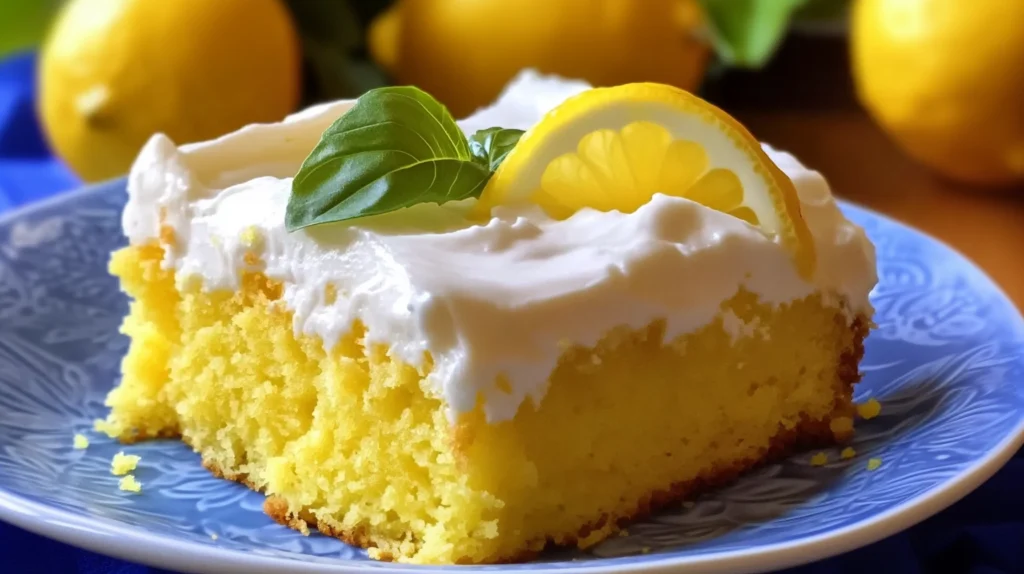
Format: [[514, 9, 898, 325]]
[[97, 71, 877, 564]]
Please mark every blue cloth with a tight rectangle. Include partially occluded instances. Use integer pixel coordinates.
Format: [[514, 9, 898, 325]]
[[1, 51, 1022, 574], [0, 53, 77, 212]]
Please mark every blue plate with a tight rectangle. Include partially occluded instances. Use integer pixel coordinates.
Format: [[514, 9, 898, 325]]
[[1, 181, 1023, 574]]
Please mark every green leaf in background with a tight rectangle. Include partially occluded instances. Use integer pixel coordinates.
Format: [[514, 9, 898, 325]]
[[468, 127, 525, 172], [792, 0, 851, 24], [287, 86, 493, 230], [287, 0, 362, 52], [285, 0, 389, 104], [0, 0, 64, 58], [697, 0, 810, 68]]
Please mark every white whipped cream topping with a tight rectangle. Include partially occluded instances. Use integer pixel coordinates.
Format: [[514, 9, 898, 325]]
[[123, 70, 877, 422]]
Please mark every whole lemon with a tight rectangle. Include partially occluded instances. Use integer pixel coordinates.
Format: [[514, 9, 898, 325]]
[[371, 0, 709, 118], [39, 0, 301, 182], [852, 0, 1024, 186]]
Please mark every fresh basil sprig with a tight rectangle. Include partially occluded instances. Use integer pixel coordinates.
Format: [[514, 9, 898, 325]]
[[468, 127, 525, 172], [286, 86, 522, 231]]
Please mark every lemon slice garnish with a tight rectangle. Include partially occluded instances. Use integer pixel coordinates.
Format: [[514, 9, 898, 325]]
[[477, 83, 816, 278]]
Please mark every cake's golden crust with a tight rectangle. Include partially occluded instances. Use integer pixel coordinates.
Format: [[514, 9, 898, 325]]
[[113, 427, 180, 445], [187, 316, 870, 565], [258, 413, 837, 565]]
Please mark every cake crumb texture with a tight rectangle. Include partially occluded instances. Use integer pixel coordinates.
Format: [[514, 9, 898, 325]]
[[100, 244, 868, 564], [858, 398, 882, 419], [73, 434, 89, 450], [867, 458, 883, 471], [840, 447, 856, 459], [118, 475, 142, 493], [111, 452, 141, 475]]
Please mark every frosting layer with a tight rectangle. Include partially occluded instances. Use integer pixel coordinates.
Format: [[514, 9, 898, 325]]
[[123, 71, 877, 421]]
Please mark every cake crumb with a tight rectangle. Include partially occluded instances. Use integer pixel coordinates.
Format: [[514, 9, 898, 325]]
[[840, 447, 856, 459], [618, 529, 629, 537], [640, 547, 651, 554], [810, 452, 829, 466], [829, 416, 854, 436], [73, 434, 90, 450], [118, 475, 142, 493], [111, 452, 141, 476], [368, 548, 383, 560], [324, 283, 338, 305], [240, 226, 263, 248], [867, 457, 882, 471], [243, 251, 261, 266], [93, 418, 119, 438], [857, 398, 882, 419]]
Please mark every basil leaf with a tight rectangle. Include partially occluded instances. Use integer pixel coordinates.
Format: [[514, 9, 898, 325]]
[[469, 127, 526, 172], [287, 86, 492, 230], [697, 0, 810, 68]]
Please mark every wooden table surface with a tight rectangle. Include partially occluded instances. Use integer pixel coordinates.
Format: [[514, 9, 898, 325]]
[[708, 35, 1024, 309]]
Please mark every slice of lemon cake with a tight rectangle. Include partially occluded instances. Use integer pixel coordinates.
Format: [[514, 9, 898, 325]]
[[98, 70, 877, 564]]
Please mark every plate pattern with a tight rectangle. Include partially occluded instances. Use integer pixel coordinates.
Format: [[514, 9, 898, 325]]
[[1, 184, 1023, 571]]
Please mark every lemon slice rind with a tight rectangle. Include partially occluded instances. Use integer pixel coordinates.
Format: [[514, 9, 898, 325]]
[[478, 83, 816, 279]]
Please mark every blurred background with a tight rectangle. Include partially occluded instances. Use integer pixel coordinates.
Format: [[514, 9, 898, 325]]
[[0, 0, 1022, 303]]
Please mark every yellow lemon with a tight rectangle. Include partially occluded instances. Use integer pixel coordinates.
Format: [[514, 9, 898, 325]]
[[39, 0, 301, 182], [852, 0, 1024, 186], [370, 0, 710, 118], [368, 4, 401, 75], [478, 83, 816, 278]]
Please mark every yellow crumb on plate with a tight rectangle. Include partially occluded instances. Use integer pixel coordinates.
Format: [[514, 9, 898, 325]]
[[840, 447, 857, 459], [118, 475, 142, 493], [829, 416, 854, 436], [867, 457, 883, 471], [857, 398, 882, 419], [111, 451, 141, 476], [73, 434, 89, 450], [810, 451, 829, 466], [93, 418, 118, 438]]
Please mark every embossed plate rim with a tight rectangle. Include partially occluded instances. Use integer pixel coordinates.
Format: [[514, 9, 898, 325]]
[[1, 181, 1023, 574]]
